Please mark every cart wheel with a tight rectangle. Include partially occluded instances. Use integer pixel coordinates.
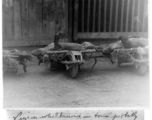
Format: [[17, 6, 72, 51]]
[[69, 64, 78, 79], [136, 63, 148, 75]]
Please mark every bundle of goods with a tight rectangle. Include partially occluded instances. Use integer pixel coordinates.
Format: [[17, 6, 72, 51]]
[[32, 43, 55, 65], [32, 31, 99, 65], [111, 46, 148, 63], [110, 36, 149, 75], [116, 36, 149, 63], [100, 41, 123, 55], [3, 49, 32, 74], [119, 36, 148, 48], [95, 36, 148, 55]]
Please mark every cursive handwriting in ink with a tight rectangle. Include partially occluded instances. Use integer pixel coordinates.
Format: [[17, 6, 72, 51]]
[[112, 114, 121, 120], [94, 112, 110, 118], [13, 112, 38, 120], [58, 112, 81, 119], [12, 111, 139, 120], [83, 115, 91, 118], [13, 112, 22, 120], [121, 111, 138, 120], [13, 112, 31, 120], [39, 113, 58, 119]]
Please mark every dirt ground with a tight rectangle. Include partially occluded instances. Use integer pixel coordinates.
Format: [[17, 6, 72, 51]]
[[3, 47, 149, 108]]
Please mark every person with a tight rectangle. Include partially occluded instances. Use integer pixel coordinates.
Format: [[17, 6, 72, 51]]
[[55, 19, 62, 34], [54, 19, 63, 50]]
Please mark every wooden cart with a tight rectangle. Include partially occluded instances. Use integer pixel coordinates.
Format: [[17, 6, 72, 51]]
[[111, 47, 149, 75], [3, 53, 32, 75], [45, 49, 105, 78]]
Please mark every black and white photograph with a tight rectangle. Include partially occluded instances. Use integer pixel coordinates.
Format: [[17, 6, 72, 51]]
[[2, 0, 149, 108]]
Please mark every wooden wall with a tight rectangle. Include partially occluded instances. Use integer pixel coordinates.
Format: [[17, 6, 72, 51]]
[[3, 0, 68, 47]]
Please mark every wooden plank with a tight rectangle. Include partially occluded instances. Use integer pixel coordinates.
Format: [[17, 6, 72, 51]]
[[2, 2, 7, 41], [77, 32, 148, 39], [109, 0, 113, 32], [82, 0, 84, 32], [126, 0, 130, 32], [87, 0, 90, 32], [98, 0, 101, 32], [14, 0, 22, 41], [36, 0, 43, 39], [104, 0, 107, 32], [12, 0, 14, 41], [21, 0, 29, 40], [41, 0, 48, 39], [120, 0, 124, 32], [74, 0, 79, 40], [28, 0, 37, 40], [142, 0, 147, 32], [3, 0, 14, 41], [2, 1, 5, 41], [93, 0, 96, 32], [68, 0, 72, 41], [64, 0, 69, 40], [20, 0, 22, 40], [115, 0, 119, 32], [137, 0, 141, 32], [3, 38, 67, 47], [131, 0, 135, 32]]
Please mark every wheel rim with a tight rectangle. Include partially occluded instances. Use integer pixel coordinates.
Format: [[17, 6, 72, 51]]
[[69, 64, 78, 78]]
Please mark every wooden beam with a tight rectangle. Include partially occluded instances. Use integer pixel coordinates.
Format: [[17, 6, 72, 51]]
[[3, 0, 14, 41], [131, 0, 135, 32], [87, 0, 90, 32], [35, 0, 38, 39], [126, 0, 130, 32], [115, 0, 119, 32], [121, 0, 124, 32], [12, 0, 14, 41], [104, 0, 107, 32], [93, 0, 96, 32], [20, 0, 23, 40], [27, 1, 32, 40], [14, 0, 22, 41], [21, 0, 29, 40], [64, 0, 69, 40], [77, 32, 148, 39], [36, 0, 43, 39], [3, 39, 67, 47], [82, 0, 84, 32], [109, 0, 113, 32], [27, 0, 29, 39], [137, 0, 141, 32], [142, 0, 147, 32], [68, 0, 73, 41], [74, 0, 79, 40], [98, 0, 101, 32]]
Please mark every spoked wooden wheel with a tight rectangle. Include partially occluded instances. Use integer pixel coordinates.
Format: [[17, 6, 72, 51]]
[[136, 63, 148, 75], [69, 64, 78, 79]]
